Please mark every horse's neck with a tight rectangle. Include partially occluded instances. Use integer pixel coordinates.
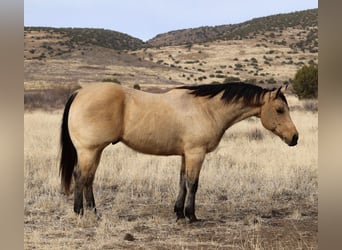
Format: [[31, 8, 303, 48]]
[[208, 99, 261, 130], [229, 104, 261, 124]]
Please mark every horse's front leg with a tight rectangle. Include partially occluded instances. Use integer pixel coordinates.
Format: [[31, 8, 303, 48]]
[[174, 156, 186, 220], [183, 149, 205, 223]]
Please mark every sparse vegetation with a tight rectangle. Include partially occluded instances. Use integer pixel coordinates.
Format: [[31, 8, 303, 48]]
[[24, 84, 81, 111], [102, 77, 121, 84], [25, 8, 317, 86], [266, 77, 277, 84], [25, 27, 146, 51], [148, 9, 317, 47], [223, 76, 241, 83], [303, 99, 318, 112]]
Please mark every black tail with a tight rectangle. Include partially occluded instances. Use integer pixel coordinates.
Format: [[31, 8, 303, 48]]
[[60, 91, 78, 194]]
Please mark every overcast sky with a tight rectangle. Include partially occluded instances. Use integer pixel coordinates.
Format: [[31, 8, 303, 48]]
[[24, 0, 318, 41]]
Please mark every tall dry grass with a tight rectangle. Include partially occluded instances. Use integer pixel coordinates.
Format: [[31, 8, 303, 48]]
[[24, 96, 317, 249]]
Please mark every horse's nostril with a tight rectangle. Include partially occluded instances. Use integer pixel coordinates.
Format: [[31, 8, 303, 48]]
[[291, 134, 298, 145]]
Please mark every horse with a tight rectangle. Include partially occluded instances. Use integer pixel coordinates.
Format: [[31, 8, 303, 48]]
[[59, 82, 298, 222]]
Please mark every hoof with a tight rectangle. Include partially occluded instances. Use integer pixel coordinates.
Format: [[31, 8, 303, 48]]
[[87, 207, 101, 220], [187, 214, 199, 223], [176, 215, 185, 221], [176, 216, 185, 220], [176, 217, 187, 224], [74, 207, 84, 216], [175, 209, 185, 221], [91, 207, 97, 214]]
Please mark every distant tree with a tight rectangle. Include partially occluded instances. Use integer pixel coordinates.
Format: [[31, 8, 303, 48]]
[[293, 64, 318, 99], [185, 42, 193, 51], [133, 84, 141, 90]]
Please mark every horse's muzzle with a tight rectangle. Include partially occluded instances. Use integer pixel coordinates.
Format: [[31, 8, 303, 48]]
[[288, 133, 298, 147]]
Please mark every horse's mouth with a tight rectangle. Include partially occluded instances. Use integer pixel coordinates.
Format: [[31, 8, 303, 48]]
[[287, 140, 297, 147], [273, 128, 298, 147], [282, 134, 298, 147]]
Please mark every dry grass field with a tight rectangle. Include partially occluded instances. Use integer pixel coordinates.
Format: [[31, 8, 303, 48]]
[[24, 94, 317, 249]]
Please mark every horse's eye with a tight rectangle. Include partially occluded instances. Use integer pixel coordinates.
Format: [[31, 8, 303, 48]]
[[276, 107, 284, 114]]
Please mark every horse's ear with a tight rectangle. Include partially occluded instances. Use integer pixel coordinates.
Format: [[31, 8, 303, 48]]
[[271, 84, 287, 99], [281, 83, 288, 93], [270, 87, 282, 100]]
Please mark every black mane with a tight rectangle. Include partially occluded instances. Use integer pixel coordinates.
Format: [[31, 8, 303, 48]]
[[178, 82, 286, 105]]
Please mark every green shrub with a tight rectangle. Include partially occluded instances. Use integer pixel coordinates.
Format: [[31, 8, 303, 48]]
[[102, 78, 121, 84], [216, 74, 225, 78], [223, 76, 240, 83], [267, 77, 276, 84], [245, 78, 257, 84], [293, 64, 318, 99]]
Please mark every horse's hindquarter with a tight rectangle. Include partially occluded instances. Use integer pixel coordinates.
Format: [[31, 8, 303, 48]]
[[68, 84, 125, 149]]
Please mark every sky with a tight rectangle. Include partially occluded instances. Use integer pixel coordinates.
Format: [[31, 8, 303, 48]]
[[24, 0, 318, 41]]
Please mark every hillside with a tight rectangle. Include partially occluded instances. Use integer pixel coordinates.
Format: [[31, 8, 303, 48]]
[[24, 8, 318, 107], [24, 27, 146, 60], [147, 9, 318, 50]]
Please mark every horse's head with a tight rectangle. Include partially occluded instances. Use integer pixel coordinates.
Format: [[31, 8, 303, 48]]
[[260, 86, 298, 146]]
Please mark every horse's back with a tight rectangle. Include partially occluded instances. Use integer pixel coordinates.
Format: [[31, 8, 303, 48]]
[[68, 83, 126, 149]]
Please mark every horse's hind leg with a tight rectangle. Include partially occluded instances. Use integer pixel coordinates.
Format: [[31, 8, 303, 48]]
[[73, 167, 84, 215], [73, 148, 103, 215], [84, 175, 96, 213], [174, 156, 186, 220]]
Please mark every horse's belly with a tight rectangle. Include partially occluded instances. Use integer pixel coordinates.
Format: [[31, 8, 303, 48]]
[[121, 133, 183, 156]]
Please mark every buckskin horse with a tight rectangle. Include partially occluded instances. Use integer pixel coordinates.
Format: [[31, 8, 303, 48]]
[[60, 82, 298, 222]]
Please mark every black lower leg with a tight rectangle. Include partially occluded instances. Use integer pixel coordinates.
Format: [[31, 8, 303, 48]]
[[74, 185, 84, 215], [174, 180, 186, 219], [174, 158, 186, 219], [184, 178, 199, 222], [84, 177, 96, 214], [73, 170, 84, 215]]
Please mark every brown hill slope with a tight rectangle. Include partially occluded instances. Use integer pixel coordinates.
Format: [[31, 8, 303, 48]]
[[25, 27, 146, 53], [147, 9, 317, 49], [24, 8, 318, 105]]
